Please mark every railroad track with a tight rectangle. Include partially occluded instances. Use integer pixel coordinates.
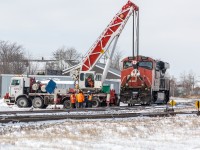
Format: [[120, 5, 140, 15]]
[[0, 105, 150, 115], [0, 102, 197, 124], [0, 110, 199, 124], [0, 103, 194, 116]]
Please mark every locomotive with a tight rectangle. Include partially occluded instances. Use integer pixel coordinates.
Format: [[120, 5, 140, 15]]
[[120, 55, 170, 106]]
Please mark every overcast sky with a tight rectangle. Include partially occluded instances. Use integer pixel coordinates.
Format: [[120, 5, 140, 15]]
[[0, 0, 200, 79]]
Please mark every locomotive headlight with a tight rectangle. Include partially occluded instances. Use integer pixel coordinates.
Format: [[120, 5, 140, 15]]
[[131, 72, 134, 77], [136, 71, 140, 76]]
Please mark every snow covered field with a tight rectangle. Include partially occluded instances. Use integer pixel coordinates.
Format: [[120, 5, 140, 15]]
[[0, 98, 200, 150], [1, 116, 200, 150]]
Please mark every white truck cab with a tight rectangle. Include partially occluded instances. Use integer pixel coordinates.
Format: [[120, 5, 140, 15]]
[[78, 71, 102, 90], [4, 76, 31, 106], [9, 77, 30, 98]]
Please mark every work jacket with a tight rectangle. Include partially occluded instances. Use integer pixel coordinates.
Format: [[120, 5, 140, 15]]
[[77, 93, 84, 103], [70, 94, 76, 104]]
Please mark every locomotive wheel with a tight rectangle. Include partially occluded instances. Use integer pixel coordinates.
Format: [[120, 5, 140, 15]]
[[92, 98, 99, 108], [63, 100, 71, 109], [165, 92, 170, 104], [32, 97, 44, 108], [17, 97, 29, 108], [128, 103, 135, 107], [147, 100, 152, 106]]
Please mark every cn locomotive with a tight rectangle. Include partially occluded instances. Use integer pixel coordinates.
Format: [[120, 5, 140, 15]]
[[120, 55, 170, 106]]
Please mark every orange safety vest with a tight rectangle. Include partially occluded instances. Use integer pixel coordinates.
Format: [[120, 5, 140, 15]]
[[88, 95, 93, 101], [77, 93, 84, 103], [70, 94, 76, 103]]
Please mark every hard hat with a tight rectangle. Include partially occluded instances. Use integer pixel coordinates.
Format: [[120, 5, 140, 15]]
[[87, 90, 91, 93]]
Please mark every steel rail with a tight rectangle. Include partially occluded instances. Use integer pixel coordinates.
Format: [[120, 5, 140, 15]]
[[0, 104, 194, 115], [0, 110, 198, 124]]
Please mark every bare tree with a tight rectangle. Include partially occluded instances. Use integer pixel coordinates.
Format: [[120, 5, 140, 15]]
[[0, 41, 27, 74], [46, 47, 81, 70], [28, 62, 40, 75], [170, 76, 179, 97], [111, 50, 123, 70], [53, 47, 81, 65], [179, 71, 196, 96], [187, 71, 196, 95], [46, 61, 57, 70], [25, 53, 40, 75]]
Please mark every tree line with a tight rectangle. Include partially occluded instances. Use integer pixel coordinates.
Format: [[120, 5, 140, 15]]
[[0, 41, 27, 74], [170, 71, 200, 97], [0, 40, 122, 75]]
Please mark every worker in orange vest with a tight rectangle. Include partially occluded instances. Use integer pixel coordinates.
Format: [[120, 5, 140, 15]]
[[77, 90, 85, 108], [87, 91, 93, 108], [70, 92, 76, 108]]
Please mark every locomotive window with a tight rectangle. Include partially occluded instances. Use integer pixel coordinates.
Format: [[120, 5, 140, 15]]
[[138, 61, 153, 70], [80, 73, 84, 81], [95, 74, 102, 81], [123, 61, 132, 69]]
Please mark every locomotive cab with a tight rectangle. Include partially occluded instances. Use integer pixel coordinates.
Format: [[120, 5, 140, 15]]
[[120, 56, 170, 106]]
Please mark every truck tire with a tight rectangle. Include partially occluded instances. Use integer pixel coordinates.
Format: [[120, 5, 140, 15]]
[[63, 100, 71, 109], [32, 97, 44, 109], [17, 97, 29, 108], [92, 98, 99, 108]]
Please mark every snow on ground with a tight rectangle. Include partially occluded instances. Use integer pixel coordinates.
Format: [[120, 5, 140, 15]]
[[0, 99, 30, 111], [170, 97, 199, 104], [0, 98, 64, 111], [1, 97, 200, 150], [1, 116, 200, 150]]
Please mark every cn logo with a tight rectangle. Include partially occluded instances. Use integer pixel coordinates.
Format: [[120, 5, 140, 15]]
[[132, 60, 137, 65]]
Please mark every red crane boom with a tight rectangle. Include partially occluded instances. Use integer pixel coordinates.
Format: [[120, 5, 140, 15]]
[[81, 1, 139, 71]]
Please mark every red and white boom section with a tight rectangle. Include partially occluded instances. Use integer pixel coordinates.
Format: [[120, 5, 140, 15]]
[[63, 1, 139, 74], [81, 1, 138, 71]]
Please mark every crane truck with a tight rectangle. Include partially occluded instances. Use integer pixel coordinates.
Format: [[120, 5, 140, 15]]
[[4, 1, 139, 108]]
